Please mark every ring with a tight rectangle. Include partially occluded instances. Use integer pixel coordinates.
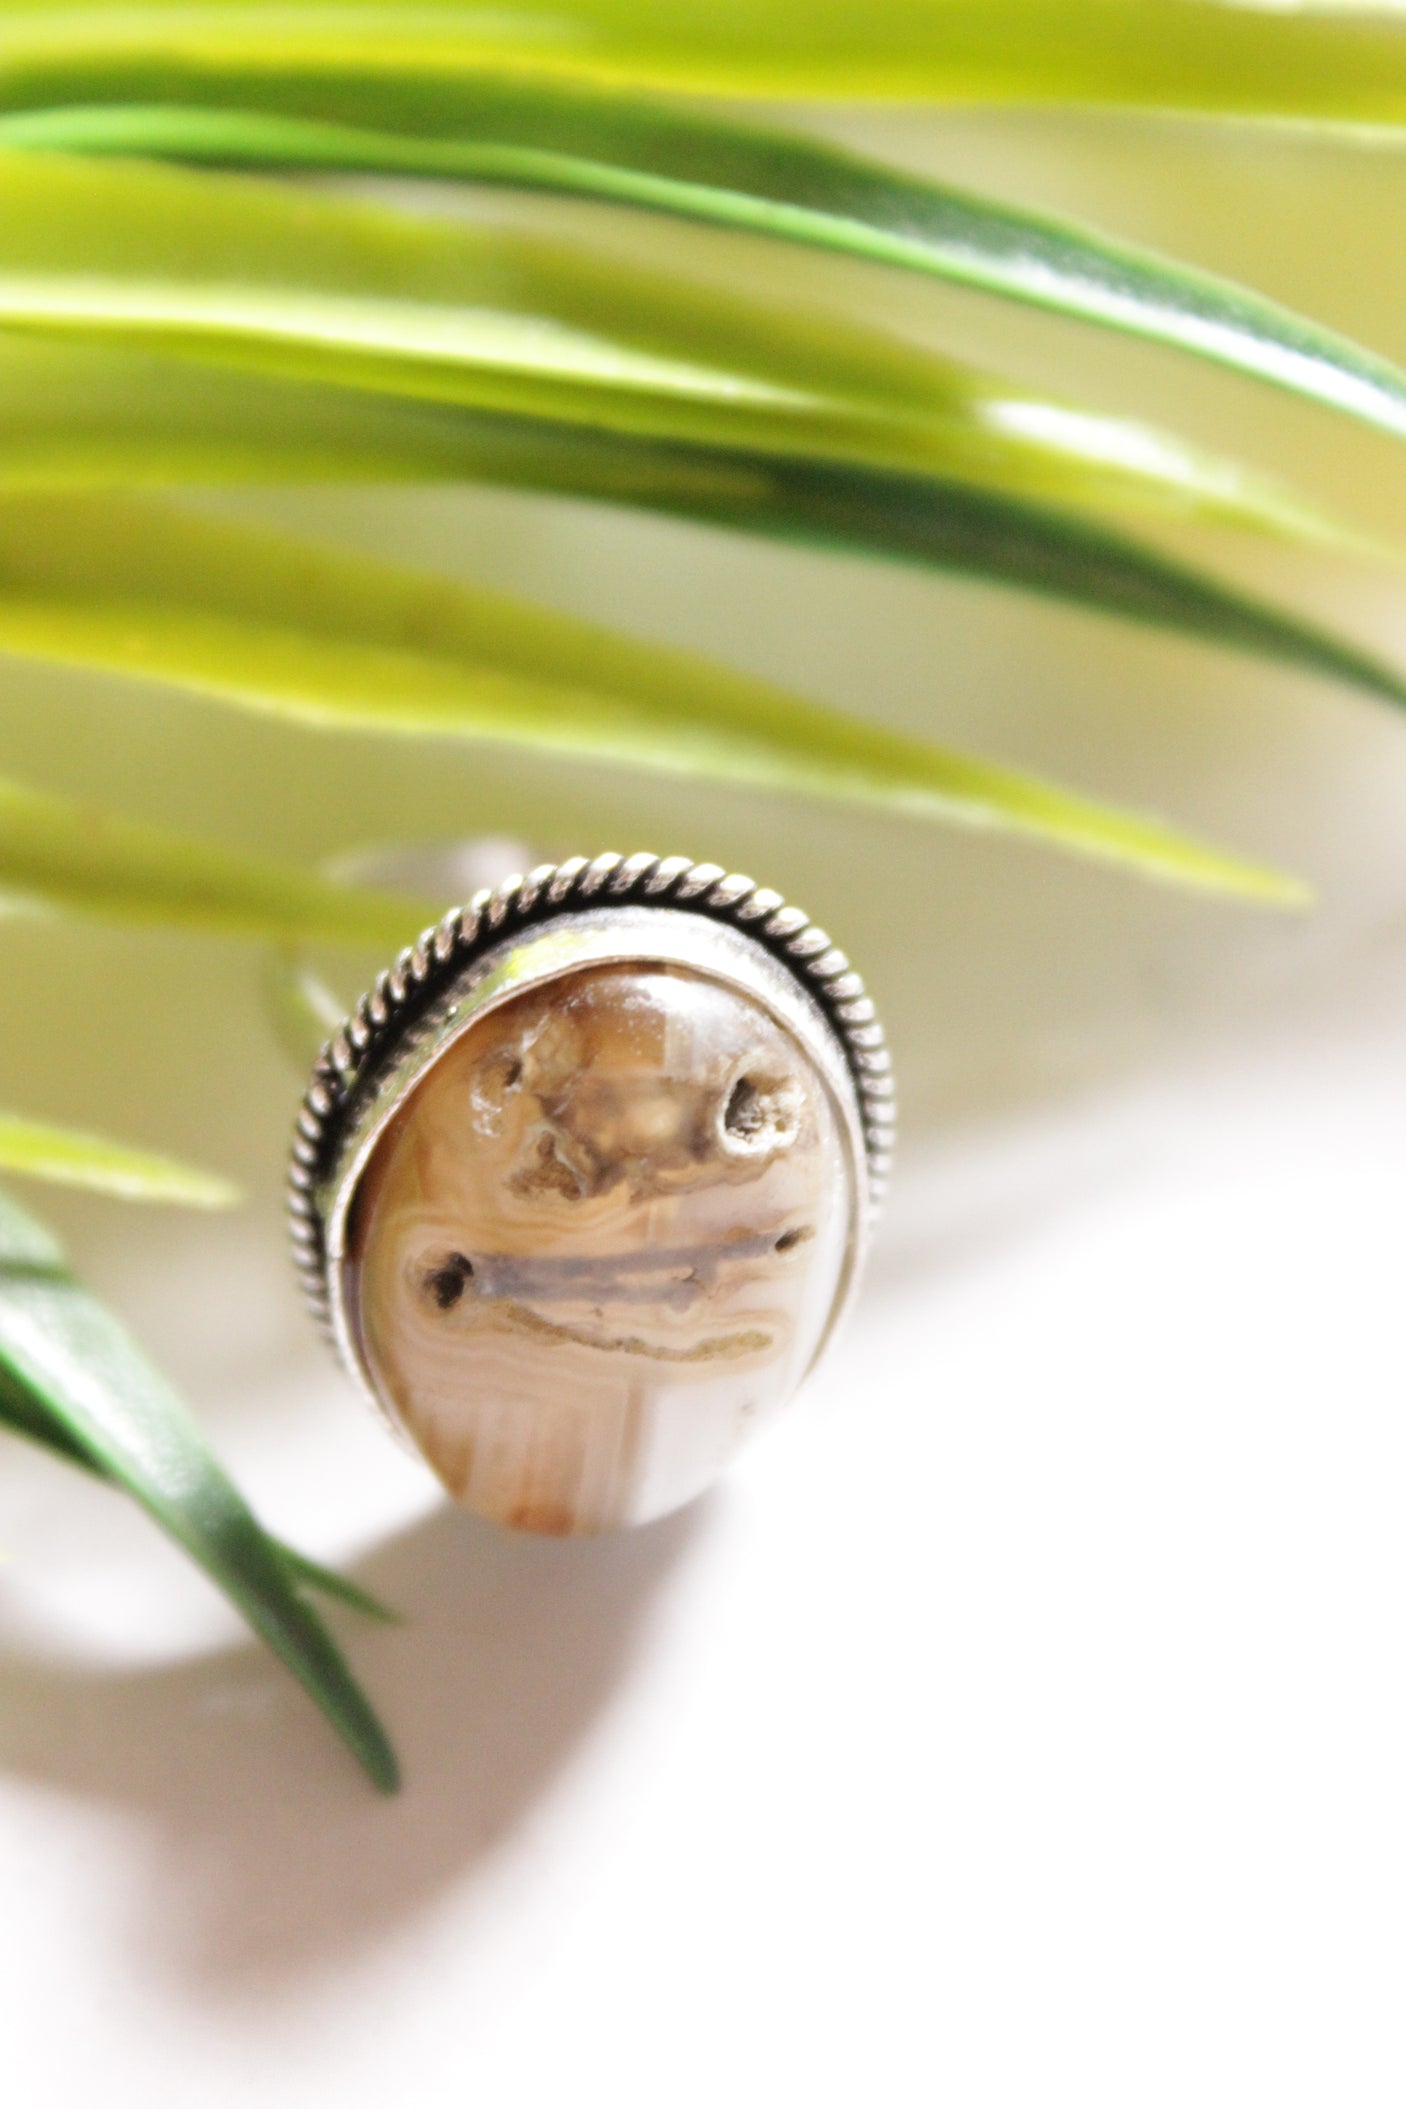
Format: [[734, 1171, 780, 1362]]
[[288, 853, 894, 1536]]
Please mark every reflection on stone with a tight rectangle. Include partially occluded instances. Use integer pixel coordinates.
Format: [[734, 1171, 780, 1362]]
[[343, 962, 852, 1534]]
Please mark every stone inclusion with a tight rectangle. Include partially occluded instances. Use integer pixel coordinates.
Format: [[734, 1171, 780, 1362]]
[[343, 961, 852, 1534]]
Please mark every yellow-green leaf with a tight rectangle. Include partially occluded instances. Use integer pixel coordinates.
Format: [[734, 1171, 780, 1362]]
[[0, 1112, 238, 1205], [0, 331, 1396, 722], [0, 2, 1405, 116], [0, 149, 1357, 547], [9, 92, 1406, 466], [0, 493, 1308, 902], [0, 770, 437, 944]]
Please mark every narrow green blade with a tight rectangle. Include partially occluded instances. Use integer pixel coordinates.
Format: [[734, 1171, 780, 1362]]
[[0, 151, 1385, 748], [0, 771, 437, 945], [0, 151, 1360, 548], [0, 492, 1312, 901], [390, 411, 1406, 718], [0, 1112, 238, 1205], [273, 1548, 399, 1624], [0, 1367, 397, 1619], [1, 2, 1405, 118], [7, 93, 1406, 459], [0, 1186, 398, 1788], [0, 443, 1392, 739]]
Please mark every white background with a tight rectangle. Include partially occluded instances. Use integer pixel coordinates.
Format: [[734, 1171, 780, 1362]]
[[4, 107, 1406, 2107]]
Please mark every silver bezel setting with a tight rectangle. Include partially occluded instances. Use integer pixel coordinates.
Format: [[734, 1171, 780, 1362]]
[[287, 853, 896, 1368]]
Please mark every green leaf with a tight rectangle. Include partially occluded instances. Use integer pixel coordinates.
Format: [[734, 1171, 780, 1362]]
[[8, 92, 1406, 463], [0, 428, 1395, 767], [0, 1364, 397, 1619], [0, 1184, 398, 1788], [0, 1111, 238, 1206], [0, 150, 1358, 547], [1, 2, 1406, 117], [0, 333, 1354, 563], [0, 492, 1310, 901], [272, 1548, 400, 1625], [374, 409, 1406, 722], [0, 339, 1387, 728], [0, 339, 1376, 896], [0, 770, 438, 945], [0, 153, 1388, 724]]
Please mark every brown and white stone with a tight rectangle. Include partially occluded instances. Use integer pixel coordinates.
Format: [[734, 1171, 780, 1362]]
[[341, 961, 854, 1534]]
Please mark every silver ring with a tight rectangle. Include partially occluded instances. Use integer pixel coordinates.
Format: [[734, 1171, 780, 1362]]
[[288, 852, 894, 1535]]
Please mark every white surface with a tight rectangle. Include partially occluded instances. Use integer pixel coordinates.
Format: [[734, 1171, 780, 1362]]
[[4, 939, 1406, 2108]]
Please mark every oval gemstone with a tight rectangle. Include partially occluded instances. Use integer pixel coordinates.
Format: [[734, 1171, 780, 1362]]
[[342, 961, 854, 1534]]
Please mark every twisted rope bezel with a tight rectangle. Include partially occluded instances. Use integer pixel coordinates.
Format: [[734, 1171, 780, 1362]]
[[287, 852, 895, 1330]]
